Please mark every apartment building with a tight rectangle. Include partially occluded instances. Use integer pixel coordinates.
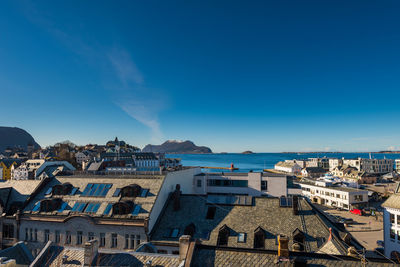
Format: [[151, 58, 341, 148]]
[[299, 180, 369, 210], [382, 183, 400, 259], [192, 172, 299, 197], [0, 168, 200, 257], [343, 158, 393, 174]]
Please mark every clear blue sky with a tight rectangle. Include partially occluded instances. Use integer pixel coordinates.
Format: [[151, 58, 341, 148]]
[[1, 1, 399, 152]]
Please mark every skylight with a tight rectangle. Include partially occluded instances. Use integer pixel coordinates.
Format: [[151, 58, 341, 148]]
[[71, 202, 87, 212], [81, 184, 112, 197], [103, 203, 113, 215], [170, 228, 179, 238], [131, 204, 141, 216]]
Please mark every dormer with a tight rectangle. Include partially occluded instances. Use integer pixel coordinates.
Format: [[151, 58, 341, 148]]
[[39, 198, 63, 212], [254, 226, 265, 249], [120, 184, 142, 198], [112, 201, 134, 215], [52, 183, 73, 196], [217, 224, 230, 246]]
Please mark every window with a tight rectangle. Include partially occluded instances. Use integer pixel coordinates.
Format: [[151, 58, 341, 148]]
[[237, 233, 246, 243], [354, 195, 363, 202], [103, 204, 113, 215], [336, 194, 340, 198], [254, 228, 265, 249], [100, 233, 105, 247], [81, 183, 112, 197], [130, 235, 135, 249], [136, 235, 140, 247], [25, 228, 28, 241], [157, 250, 167, 254], [391, 229, 396, 240], [206, 206, 216, 219], [34, 229, 37, 241], [71, 202, 87, 212], [55, 231, 60, 243], [44, 229, 50, 242], [217, 225, 229, 246], [170, 228, 179, 238], [279, 196, 293, 207], [390, 213, 395, 224], [77, 231, 83, 245], [88, 232, 94, 241], [125, 234, 129, 248], [397, 215, 400, 226], [261, 181, 267, 191], [2, 224, 14, 239], [197, 179, 202, 187], [30, 229, 33, 241], [111, 233, 118, 247], [66, 231, 71, 244]]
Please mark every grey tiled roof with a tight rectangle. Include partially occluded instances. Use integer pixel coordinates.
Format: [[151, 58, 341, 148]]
[[0, 241, 34, 265], [191, 246, 397, 267], [151, 195, 348, 253], [41, 246, 181, 267], [23, 175, 165, 220]]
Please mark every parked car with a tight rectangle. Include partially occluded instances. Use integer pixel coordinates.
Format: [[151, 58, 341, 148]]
[[350, 209, 363, 216]]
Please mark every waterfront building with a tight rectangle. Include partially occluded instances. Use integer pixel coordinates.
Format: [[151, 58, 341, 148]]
[[329, 158, 343, 171], [382, 183, 400, 259], [331, 165, 377, 184], [192, 172, 299, 197], [301, 167, 326, 178], [274, 161, 301, 174], [396, 159, 400, 174], [343, 158, 393, 174], [298, 180, 369, 210], [0, 159, 21, 180]]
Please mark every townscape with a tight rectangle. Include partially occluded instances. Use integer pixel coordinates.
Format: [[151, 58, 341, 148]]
[[0, 138, 399, 266]]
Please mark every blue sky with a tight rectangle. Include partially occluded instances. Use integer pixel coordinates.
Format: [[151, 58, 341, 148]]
[[0, 1, 400, 152]]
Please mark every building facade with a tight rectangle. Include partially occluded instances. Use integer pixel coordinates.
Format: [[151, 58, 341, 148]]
[[299, 180, 369, 210], [382, 184, 400, 259], [274, 161, 301, 174]]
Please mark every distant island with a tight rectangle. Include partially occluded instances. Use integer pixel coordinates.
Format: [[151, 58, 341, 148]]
[[142, 140, 212, 154], [0, 126, 40, 152], [242, 151, 254, 154]]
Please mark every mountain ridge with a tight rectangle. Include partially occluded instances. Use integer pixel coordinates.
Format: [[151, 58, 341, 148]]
[[142, 140, 212, 154], [0, 127, 40, 152]]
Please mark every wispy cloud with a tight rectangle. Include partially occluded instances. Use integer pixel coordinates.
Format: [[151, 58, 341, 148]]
[[107, 48, 165, 143], [20, 3, 165, 143]]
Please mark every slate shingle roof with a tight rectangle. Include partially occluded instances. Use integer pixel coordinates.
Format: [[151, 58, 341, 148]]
[[191, 245, 397, 267], [151, 195, 348, 254]]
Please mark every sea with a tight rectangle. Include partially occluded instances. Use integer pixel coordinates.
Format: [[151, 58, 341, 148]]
[[166, 153, 400, 173]]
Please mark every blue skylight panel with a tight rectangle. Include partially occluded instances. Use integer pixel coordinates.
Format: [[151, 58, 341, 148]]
[[44, 187, 53, 195], [70, 187, 78, 195], [71, 202, 80, 211], [81, 184, 93, 196], [57, 202, 67, 212], [100, 184, 112, 196], [88, 184, 99, 196], [32, 202, 40, 212], [103, 203, 112, 215], [94, 184, 105, 196], [112, 188, 121, 197], [92, 203, 100, 213], [131, 205, 141, 216], [77, 203, 87, 212], [140, 189, 149, 197], [85, 203, 94, 213]]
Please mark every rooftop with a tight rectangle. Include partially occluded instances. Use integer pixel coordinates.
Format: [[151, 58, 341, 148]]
[[23, 174, 165, 220], [151, 195, 351, 254], [298, 180, 368, 193]]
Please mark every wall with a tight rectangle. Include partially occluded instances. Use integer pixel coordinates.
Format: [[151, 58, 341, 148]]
[[147, 168, 201, 233]]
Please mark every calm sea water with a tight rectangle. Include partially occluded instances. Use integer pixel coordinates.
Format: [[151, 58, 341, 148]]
[[166, 153, 400, 173]]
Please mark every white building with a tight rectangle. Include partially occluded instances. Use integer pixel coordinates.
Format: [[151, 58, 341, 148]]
[[274, 161, 301, 174], [192, 172, 300, 197], [329, 158, 343, 171], [299, 180, 369, 210], [382, 183, 400, 259], [133, 153, 159, 169], [395, 159, 400, 174], [12, 163, 29, 180], [75, 151, 91, 165], [343, 158, 393, 174]]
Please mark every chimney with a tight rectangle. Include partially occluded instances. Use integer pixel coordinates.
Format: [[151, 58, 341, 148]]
[[278, 234, 289, 258], [172, 184, 181, 211], [84, 239, 99, 266], [292, 196, 299, 215], [179, 235, 191, 262]]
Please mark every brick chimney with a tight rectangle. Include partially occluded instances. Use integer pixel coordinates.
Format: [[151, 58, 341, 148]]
[[172, 184, 181, 211], [84, 239, 99, 266], [179, 235, 191, 261], [278, 234, 289, 258], [292, 196, 299, 215]]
